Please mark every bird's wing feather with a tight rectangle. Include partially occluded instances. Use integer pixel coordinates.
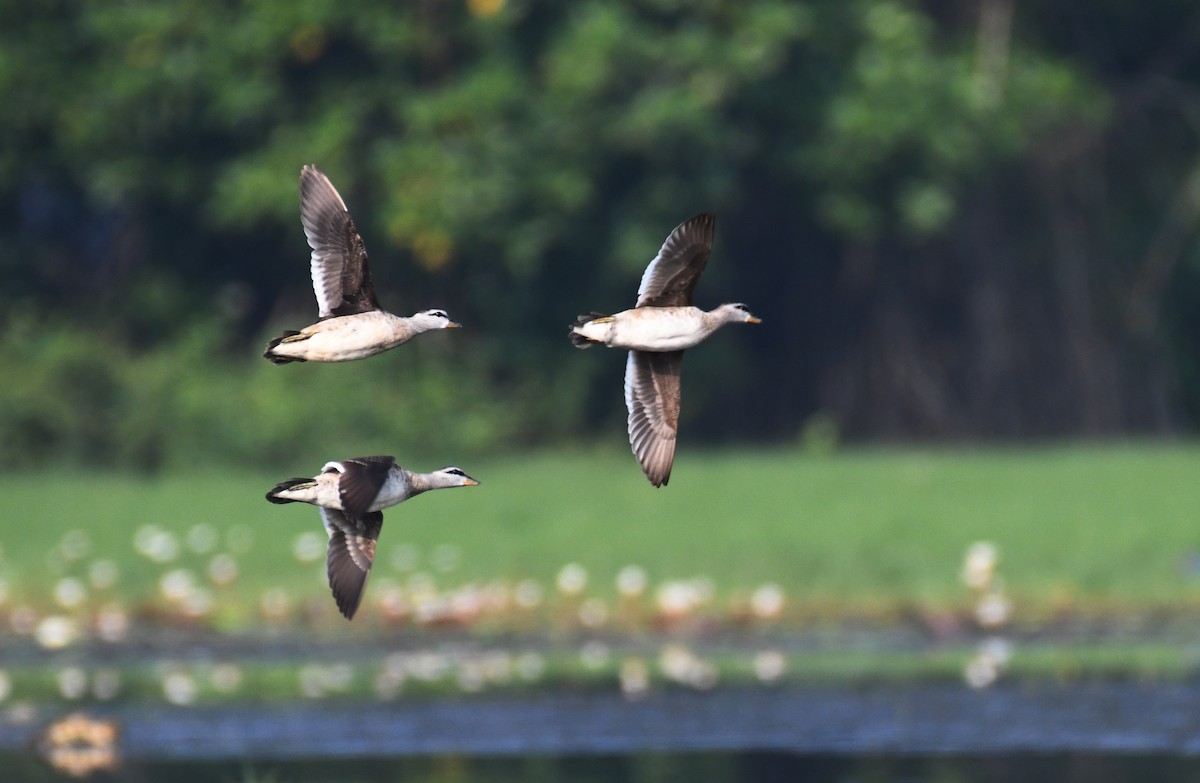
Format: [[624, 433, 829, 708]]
[[335, 456, 396, 519], [624, 350, 683, 487], [636, 213, 715, 308], [321, 508, 383, 620], [300, 165, 382, 318]]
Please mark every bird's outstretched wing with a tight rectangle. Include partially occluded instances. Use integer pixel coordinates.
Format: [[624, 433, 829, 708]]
[[635, 213, 715, 308], [324, 455, 396, 520], [624, 350, 684, 487], [300, 165, 382, 318], [320, 508, 384, 620]]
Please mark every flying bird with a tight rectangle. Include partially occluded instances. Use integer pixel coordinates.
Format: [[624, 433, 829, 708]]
[[264, 165, 460, 364], [569, 213, 760, 487], [266, 456, 479, 619]]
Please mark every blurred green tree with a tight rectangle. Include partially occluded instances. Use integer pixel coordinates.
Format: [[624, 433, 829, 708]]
[[1, 0, 1198, 468]]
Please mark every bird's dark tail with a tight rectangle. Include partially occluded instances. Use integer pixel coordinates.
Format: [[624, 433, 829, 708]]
[[266, 478, 314, 503], [568, 312, 610, 348], [263, 331, 305, 364]]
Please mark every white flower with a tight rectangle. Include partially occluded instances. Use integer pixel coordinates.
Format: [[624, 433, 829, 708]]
[[619, 658, 650, 699], [207, 554, 238, 586], [658, 644, 718, 690], [964, 636, 1014, 688], [616, 565, 648, 598], [133, 525, 160, 557], [656, 581, 700, 618], [53, 578, 87, 609], [578, 598, 608, 628], [975, 590, 1012, 628], [659, 644, 697, 682], [260, 588, 290, 620], [298, 665, 326, 699], [324, 663, 355, 692], [753, 650, 788, 683], [750, 583, 785, 620], [514, 579, 544, 609], [556, 563, 588, 596], [88, 560, 119, 590], [134, 527, 179, 564], [210, 663, 243, 694], [481, 652, 513, 685], [95, 604, 130, 643], [60, 530, 91, 562], [579, 641, 611, 670], [35, 616, 79, 650], [407, 652, 449, 682], [962, 541, 998, 590], [979, 636, 1014, 667], [57, 667, 88, 700], [456, 660, 486, 693], [162, 671, 198, 705], [963, 654, 1000, 689], [186, 524, 219, 554], [374, 669, 405, 700], [92, 669, 122, 701], [159, 569, 196, 602], [182, 588, 214, 618], [515, 652, 546, 682]]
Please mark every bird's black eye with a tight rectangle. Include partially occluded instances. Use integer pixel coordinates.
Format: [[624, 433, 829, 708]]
[[430, 310, 448, 319], [446, 468, 465, 477]]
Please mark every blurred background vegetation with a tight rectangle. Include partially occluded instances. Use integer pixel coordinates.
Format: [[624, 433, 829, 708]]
[[3, 0, 1200, 471]]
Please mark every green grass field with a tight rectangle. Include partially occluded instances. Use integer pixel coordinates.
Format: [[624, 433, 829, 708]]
[[7, 442, 1200, 628]]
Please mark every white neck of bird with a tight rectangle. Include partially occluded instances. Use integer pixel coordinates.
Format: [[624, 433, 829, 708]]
[[407, 471, 457, 494]]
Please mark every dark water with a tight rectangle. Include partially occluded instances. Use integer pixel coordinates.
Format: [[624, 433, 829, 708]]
[[9, 684, 1200, 781], [7, 751, 1200, 783]]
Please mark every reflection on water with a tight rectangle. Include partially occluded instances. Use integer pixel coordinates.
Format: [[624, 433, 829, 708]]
[[5, 751, 1200, 783]]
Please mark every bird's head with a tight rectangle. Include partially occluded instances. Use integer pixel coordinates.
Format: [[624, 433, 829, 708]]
[[412, 309, 461, 331], [718, 303, 761, 325]]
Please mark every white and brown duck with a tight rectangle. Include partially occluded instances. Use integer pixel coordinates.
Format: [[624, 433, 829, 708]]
[[266, 456, 479, 618], [569, 213, 760, 487], [264, 165, 460, 364]]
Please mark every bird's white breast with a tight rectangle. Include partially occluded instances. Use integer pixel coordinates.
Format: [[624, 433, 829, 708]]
[[298, 312, 408, 361], [603, 307, 710, 351], [370, 470, 410, 510]]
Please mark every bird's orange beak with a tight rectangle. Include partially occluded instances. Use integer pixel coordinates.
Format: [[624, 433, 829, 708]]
[[747, 316, 762, 324]]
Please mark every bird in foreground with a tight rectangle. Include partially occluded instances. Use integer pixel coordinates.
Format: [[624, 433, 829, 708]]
[[569, 213, 760, 487], [264, 165, 460, 364], [266, 456, 479, 619]]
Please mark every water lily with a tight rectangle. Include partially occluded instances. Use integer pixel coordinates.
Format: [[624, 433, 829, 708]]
[[186, 524, 218, 554], [53, 578, 87, 610], [162, 670, 197, 706], [619, 658, 650, 699], [36, 616, 80, 650], [753, 650, 788, 683], [616, 565, 648, 598], [750, 583, 785, 620], [556, 563, 588, 596]]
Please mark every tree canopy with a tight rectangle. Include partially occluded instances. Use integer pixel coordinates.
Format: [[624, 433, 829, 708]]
[[3, 0, 1200, 468]]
